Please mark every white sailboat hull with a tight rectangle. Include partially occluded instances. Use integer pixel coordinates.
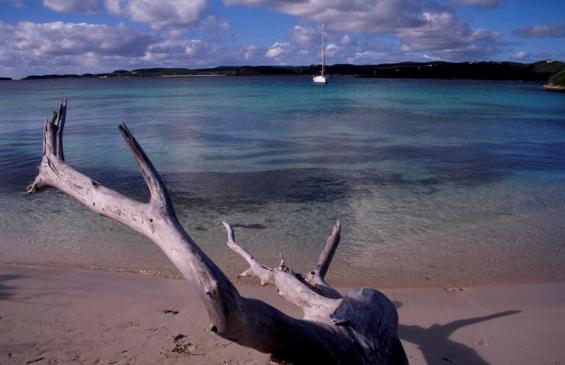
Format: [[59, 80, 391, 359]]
[[313, 75, 328, 84]]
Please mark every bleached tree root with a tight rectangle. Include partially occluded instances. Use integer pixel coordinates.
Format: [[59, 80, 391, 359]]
[[28, 100, 408, 365]]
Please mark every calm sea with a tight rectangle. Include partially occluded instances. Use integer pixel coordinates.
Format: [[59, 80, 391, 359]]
[[1, 76, 564, 287]]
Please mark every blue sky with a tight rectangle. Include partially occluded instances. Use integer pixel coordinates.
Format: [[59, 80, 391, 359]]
[[0, 0, 564, 78]]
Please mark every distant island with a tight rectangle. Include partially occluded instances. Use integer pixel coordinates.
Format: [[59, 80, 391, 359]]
[[0, 77, 12, 81], [544, 69, 565, 92], [16, 60, 565, 84]]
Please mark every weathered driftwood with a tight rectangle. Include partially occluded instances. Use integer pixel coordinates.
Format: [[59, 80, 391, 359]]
[[27, 101, 408, 365]]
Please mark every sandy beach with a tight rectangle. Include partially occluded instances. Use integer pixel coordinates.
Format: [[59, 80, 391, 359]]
[[1, 0, 564, 362], [1, 263, 564, 364]]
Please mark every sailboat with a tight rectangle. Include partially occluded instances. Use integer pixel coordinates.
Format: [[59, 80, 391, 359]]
[[313, 25, 328, 84]]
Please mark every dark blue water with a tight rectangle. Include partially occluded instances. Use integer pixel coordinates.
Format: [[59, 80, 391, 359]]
[[1, 76, 564, 287]]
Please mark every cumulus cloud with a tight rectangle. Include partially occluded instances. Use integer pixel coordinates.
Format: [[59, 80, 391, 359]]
[[200, 15, 229, 33], [144, 38, 259, 66], [289, 25, 317, 46], [43, 0, 99, 13], [398, 8, 502, 60], [144, 39, 212, 63], [226, 0, 504, 61], [0, 21, 154, 76], [0, 0, 544, 77], [225, 0, 425, 33], [451, 0, 499, 9], [345, 42, 410, 64], [4, 21, 152, 57], [324, 43, 342, 58], [105, 0, 207, 28], [513, 23, 565, 38], [241, 44, 262, 61], [265, 42, 291, 59], [339, 34, 353, 46], [194, 15, 231, 42], [0, 20, 261, 78], [265, 29, 408, 66], [511, 50, 528, 60]]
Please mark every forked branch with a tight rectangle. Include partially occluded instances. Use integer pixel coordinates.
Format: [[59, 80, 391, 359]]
[[305, 221, 343, 298], [223, 222, 340, 322]]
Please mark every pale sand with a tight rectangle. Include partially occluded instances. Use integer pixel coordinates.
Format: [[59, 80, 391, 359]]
[[1, 264, 564, 365]]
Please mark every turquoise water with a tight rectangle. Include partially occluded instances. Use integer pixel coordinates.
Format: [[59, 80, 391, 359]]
[[1, 76, 565, 287]]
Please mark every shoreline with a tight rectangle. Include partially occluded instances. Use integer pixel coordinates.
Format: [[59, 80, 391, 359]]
[[3, 260, 565, 290], [160, 74, 227, 78], [4, 202, 565, 289], [0, 261, 186, 281], [544, 83, 565, 92], [1, 263, 564, 364]]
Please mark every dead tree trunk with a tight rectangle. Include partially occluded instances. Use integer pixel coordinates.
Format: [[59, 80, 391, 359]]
[[27, 100, 408, 365]]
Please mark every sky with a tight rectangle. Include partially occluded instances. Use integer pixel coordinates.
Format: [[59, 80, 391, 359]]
[[0, 0, 564, 78]]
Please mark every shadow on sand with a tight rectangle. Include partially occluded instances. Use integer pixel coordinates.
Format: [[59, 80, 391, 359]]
[[396, 301, 520, 365], [0, 274, 27, 301]]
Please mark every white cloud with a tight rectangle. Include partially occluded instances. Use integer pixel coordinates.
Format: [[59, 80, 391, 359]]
[[144, 39, 206, 61], [105, 0, 207, 28], [289, 25, 317, 46], [0, 21, 153, 76], [144, 38, 257, 66], [265, 41, 291, 59], [200, 15, 230, 33], [225, 0, 504, 61], [509, 50, 551, 62], [225, 0, 425, 33], [339, 34, 352, 46], [5, 21, 152, 57], [512, 50, 528, 59], [241, 44, 262, 61], [513, 23, 565, 38], [43, 0, 99, 13], [0, 20, 261, 78], [324, 43, 342, 58], [345, 43, 410, 64], [397, 9, 502, 60], [0, 0, 532, 77]]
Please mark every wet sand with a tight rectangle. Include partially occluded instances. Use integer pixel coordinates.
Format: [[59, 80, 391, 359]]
[[1, 263, 564, 364]]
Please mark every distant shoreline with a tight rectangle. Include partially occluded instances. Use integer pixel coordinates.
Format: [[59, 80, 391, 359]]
[[7, 60, 564, 82], [160, 74, 227, 78]]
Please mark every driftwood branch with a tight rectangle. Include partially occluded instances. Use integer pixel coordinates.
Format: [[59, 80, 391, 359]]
[[305, 221, 343, 299], [28, 100, 408, 365], [118, 123, 171, 206], [223, 222, 339, 322]]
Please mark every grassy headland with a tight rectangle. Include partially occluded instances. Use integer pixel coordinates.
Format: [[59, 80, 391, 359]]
[[544, 69, 565, 91]]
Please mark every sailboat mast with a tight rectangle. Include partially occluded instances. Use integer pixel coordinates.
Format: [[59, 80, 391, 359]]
[[321, 24, 325, 75], [312, 24, 328, 83]]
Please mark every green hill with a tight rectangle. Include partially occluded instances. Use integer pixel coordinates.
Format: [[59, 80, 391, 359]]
[[544, 69, 565, 91]]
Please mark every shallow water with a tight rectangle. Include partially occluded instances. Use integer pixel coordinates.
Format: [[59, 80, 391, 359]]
[[1, 76, 564, 287]]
